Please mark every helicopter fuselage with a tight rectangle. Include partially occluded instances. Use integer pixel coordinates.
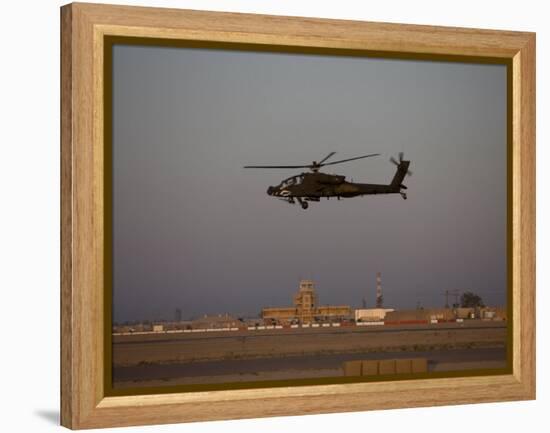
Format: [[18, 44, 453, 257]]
[[245, 152, 411, 209], [268, 174, 400, 198], [266, 159, 410, 209]]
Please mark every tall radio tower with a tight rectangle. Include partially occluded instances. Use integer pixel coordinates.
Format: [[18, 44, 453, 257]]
[[376, 272, 383, 308]]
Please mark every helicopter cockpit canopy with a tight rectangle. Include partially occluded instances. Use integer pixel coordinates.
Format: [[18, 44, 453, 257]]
[[279, 174, 303, 188]]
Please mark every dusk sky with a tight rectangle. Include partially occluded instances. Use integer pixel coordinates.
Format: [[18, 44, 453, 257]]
[[112, 44, 507, 323]]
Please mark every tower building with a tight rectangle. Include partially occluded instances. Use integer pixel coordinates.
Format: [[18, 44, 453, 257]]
[[293, 280, 318, 323], [261, 279, 350, 324]]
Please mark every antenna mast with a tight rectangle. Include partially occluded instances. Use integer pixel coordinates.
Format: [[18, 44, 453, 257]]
[[376, 272, 383, 308]]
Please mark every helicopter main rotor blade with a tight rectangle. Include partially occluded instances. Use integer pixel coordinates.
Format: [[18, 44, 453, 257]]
[[243, 164, 311, 169], [320, 153, 380, 167], [318, 152, 336, 164]]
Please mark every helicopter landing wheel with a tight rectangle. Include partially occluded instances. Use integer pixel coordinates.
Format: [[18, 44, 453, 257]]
[[300, 201, 309, 210], [400, 192, 407, 200]]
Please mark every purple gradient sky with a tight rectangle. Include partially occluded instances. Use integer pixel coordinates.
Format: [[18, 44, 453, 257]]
[[112, 45, 507, 322]]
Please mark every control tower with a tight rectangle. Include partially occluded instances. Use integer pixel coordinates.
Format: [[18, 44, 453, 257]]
[[293, 280, 319, 323]]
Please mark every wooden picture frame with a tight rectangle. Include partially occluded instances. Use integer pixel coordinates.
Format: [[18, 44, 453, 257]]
[[60, 2, 535, 429]]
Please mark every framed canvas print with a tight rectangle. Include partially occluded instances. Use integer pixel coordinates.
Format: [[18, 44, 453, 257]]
[[60, 2, 535, 429]]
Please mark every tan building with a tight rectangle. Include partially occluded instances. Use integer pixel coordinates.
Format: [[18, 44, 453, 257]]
[[191, 314, 239, 329], [385, 307, 507, 322], [355, 308, 395, 322], [262, 280, 351, 324], [385, 308, 456, 322]]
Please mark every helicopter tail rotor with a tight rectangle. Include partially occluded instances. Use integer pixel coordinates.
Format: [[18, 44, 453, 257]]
[[390, 153, 412, 193], [390, 152, 412, 176]]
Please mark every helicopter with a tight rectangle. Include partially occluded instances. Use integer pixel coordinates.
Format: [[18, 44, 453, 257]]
[[244, 152, 412, 209]]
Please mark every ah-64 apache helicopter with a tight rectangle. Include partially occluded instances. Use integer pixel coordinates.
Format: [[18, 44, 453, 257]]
[[244, 152, 412, 209]]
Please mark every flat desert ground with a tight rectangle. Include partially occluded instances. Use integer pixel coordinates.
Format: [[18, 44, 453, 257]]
[[112, 320, 507, 388]]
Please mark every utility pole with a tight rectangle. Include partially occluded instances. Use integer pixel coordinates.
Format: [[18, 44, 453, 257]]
[[443, 290, 460, 309], [452, 290, 460, 308]]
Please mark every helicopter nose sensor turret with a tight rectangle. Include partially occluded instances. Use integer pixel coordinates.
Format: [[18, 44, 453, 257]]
[[267, 186, 276, 196]]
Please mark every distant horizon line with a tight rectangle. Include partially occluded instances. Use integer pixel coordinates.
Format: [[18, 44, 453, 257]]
[[113, 303, 507, 325]]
